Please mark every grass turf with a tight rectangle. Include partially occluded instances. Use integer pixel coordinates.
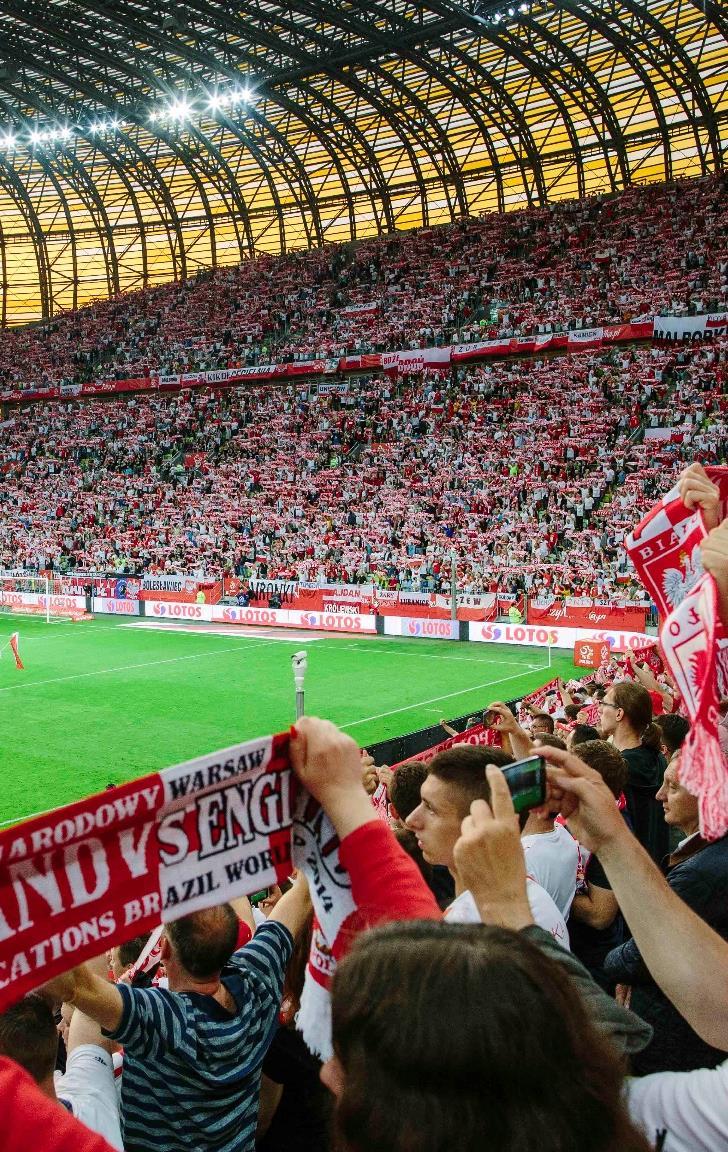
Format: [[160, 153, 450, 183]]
[[0, 615, 579, 824]]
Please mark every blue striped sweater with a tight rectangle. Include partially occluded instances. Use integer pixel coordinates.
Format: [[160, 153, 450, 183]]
[[108, 920, 293, 1152]]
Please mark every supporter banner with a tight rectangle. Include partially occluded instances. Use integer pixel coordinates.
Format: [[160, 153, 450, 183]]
[[469, 622, 653, 650], [652, 312, 728, 340], [567, 327, 604, 349], [316, 382, 349, 395], [527, 602, 647, 631], [321, 600, 361, 615], [383, 617, 459, 640], [285, 360, 327, 376], [339, 302, 380, 317], [248, 578, 300, 603], [142, 574, 198, 595], [91, 597, 140, 616], [0, 732, 296, 1008], [0, 321, 660, 407], [391, 722, 500, 770]]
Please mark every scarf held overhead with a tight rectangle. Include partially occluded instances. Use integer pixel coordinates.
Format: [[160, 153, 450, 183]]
[[0, 733, 300, 1009], [626, 466, 728, 840]]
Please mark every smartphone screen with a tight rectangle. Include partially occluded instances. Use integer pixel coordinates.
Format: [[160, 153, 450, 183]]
[[502, 755, 546, 814], [249, 888, 269, 906]]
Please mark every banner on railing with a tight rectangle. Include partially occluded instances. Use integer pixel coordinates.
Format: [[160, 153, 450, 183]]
[[2, 319, 661, 405], [526, 601, 648, 631]]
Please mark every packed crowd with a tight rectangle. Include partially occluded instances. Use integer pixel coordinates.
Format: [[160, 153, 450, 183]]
[[0, 173, 725, 394], [1, 336, 725, 593], [2, 462, 728, 1152]]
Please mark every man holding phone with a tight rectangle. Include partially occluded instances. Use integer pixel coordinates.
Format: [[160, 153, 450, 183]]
[[405, 745, 570, 948]]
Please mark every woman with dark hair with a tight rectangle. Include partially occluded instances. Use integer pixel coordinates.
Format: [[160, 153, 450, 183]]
[[324, 921, 652, 1152], [598, 681, 668, 863]]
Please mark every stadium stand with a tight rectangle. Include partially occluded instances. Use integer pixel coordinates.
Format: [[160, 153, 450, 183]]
[[0, 173, 725, 395], [1, 331, 725, 589]]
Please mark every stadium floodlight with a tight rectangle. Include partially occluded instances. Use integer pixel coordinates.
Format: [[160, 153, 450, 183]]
[[29, 128, 44, 145], [169, 98, 190, 121], [1, 132, 16, 148]]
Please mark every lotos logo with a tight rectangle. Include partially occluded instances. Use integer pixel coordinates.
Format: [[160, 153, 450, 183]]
[[407, 621, 422, 636], [302, 613, 319, 627], [153, 603, 166, 616], [223, 607, 239, 622], [480, 624, 501, 640]]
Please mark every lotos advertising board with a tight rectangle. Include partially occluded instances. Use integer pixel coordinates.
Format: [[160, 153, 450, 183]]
[[146, 601, 214, 621], [469, 622, 654, 651], [384, 617, 459, 640], [210, 605, 377, 633], [91, 597, 140, 616]]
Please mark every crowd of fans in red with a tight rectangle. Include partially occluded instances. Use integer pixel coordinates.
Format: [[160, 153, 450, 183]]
[[0, 337, 724, 593], [0, 173, 725, 395]]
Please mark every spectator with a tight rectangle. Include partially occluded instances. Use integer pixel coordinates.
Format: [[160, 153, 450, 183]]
[[567, 740, 630, 986], [0, 990, 122, 1148], [405, 745, 570, 947], [539, 742, 728, 1150], [604, 751, 728, 1074], [43, 891, 312, 1152], [597, 682, 668, 864], [1, 1055, 119, 1152], [655, 714, 691, 762]]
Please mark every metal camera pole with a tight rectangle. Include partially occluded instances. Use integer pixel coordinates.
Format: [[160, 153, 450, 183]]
[[291, 650, 308, 719]]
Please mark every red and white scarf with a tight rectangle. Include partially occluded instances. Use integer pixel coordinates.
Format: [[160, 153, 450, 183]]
[[626, 467, 728, 839]]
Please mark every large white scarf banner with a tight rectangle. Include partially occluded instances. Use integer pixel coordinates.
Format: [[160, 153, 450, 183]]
[[0, 733, 305, 1008]]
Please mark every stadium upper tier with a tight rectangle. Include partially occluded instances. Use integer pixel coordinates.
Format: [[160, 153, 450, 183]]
[[0, 173, 725, 394], [0, 0, 726, 326], [1, 335, 724, 590]]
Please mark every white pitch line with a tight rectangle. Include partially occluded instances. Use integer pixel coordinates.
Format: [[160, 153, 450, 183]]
[[324, 641, 544, 668], [0, 637, 289, 693], [339, 668, 549, 730], [0, 807, 54, 829]]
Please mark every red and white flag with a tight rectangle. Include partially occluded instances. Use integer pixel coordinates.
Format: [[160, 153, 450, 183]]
[[9, 633, 23, 671], [626, 467, 728, 840]]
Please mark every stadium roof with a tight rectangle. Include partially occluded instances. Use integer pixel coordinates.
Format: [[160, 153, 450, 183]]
[[0, 0, 725, 326]]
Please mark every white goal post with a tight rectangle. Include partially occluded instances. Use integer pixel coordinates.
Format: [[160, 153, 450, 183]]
[[0, 573, 87, 623]]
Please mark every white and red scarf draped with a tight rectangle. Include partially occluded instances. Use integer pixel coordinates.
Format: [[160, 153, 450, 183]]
[[626, 467, 728, 839]]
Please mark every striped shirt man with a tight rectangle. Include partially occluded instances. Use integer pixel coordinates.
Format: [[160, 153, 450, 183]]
[[107, 920, 293, 1152]]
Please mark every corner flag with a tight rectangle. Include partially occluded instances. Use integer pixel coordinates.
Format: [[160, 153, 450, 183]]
[[9, 632, 24, 670]]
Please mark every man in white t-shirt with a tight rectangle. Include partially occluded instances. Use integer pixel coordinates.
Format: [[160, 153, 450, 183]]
[[521, 810, 580, 918], [0, 991, 122, 1150], [406, 744, 570, 949]]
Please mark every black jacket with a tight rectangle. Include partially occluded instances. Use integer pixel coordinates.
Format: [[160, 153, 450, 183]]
[[604, 833, 728, 1075], [622, 745, 669, 864]]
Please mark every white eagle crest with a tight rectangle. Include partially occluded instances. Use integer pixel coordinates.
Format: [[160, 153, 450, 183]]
[[662, 545, 703, 608]]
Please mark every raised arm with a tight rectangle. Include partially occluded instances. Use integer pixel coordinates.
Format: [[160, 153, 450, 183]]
[[541, 744, 728, 1050]]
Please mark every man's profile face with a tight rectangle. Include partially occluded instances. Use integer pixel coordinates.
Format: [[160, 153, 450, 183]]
[[405, 774, 465, 870]]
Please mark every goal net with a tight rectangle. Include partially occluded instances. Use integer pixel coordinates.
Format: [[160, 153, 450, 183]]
[[0, 574, 87, 622]]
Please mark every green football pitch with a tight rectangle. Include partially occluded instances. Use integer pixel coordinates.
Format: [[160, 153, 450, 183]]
[[0, 615, 580, 826]]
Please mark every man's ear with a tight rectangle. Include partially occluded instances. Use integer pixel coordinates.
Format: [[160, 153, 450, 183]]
[[160, 933, 172, 962]]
